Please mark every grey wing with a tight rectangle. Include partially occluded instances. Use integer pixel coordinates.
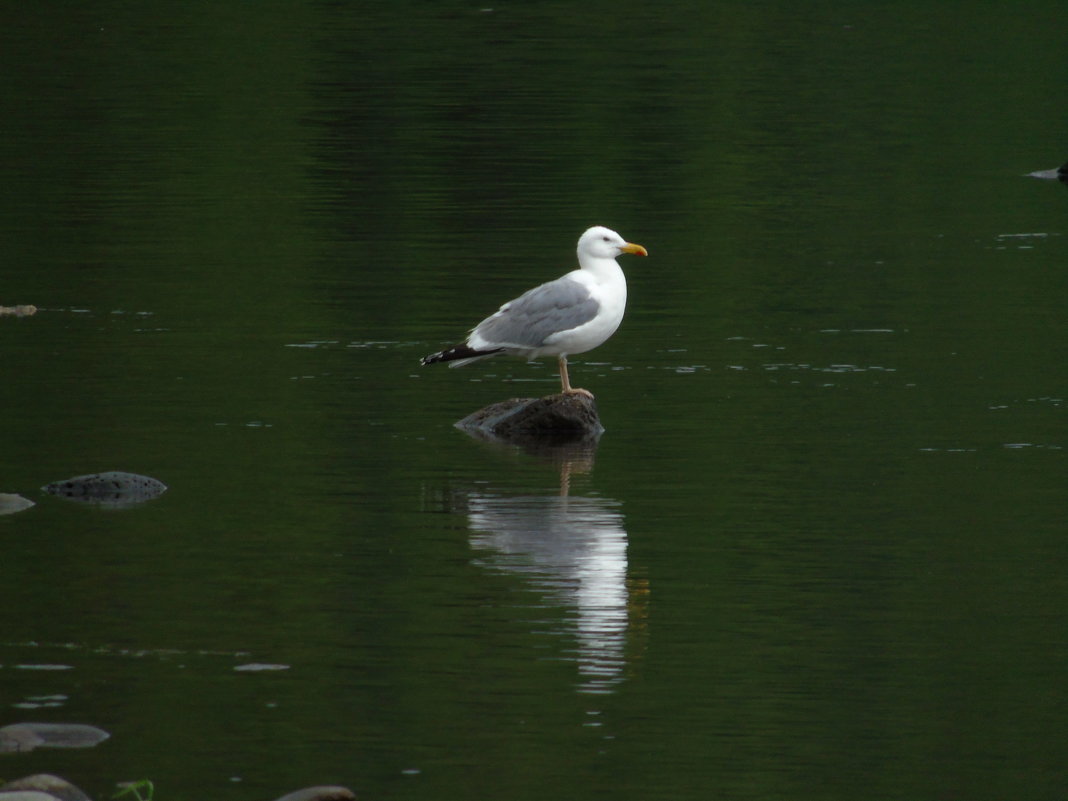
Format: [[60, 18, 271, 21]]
[[472, 277, 599, 348]]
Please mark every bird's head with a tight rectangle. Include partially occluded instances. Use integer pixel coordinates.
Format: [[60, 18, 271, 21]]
[[578, 226, 649, 261]]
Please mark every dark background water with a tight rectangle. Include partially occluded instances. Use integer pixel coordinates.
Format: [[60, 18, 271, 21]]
[[2, 2, 1066, 799]]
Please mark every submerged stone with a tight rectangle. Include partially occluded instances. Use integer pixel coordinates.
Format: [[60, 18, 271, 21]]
[[0, 304, 37, 317], [0, 773, 92, 801], [0, 493, 34, 516], [456, 392, 604, 445], [0, 791, 66, 801], [1026, 162, 1068, 181], [0, 723, 110, 753], [41, 471, 167, 507], [273, 788, 357, 801]]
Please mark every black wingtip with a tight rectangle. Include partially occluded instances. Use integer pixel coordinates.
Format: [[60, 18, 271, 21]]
[[421, 344, 502, 365]]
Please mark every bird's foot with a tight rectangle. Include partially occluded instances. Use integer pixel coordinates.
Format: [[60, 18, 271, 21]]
[[562, 387, 595, 399]]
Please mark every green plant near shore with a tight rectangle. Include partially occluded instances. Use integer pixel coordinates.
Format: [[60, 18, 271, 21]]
[[113, 779, 155, 801]]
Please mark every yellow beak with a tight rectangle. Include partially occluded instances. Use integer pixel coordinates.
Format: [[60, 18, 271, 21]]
[[620, 242, 649, 257]]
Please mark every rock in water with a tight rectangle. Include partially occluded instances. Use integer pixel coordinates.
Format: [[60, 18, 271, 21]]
[[455, 392, 604, 444], [1026, 162, 1068, 181], [0, 304, 37, 317], [0, 790, 60, 801], [0, 723, 110, 753], [41, 472, 167, 506], [0, 493, 34, 515], [273, 787, 357, 801], [0, 773, 93, 801]]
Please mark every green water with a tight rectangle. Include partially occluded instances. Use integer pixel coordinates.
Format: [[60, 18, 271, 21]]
[[2, 2, 1066, 799]]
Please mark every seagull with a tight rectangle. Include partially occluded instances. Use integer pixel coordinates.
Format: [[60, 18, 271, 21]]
[[421, 226, 648, 395]]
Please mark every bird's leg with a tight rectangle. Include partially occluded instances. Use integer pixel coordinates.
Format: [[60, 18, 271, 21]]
[[558, 354, 594, 398]]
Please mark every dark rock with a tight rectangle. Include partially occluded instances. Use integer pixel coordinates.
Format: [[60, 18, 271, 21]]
[[456, 392, 604, 445], [0, 723, 110, 753], [0, 774, 92, 801], [273, 787, 357, 801], [41, 472, 167, 507]]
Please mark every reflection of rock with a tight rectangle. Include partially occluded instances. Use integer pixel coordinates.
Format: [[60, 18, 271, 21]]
[[0, 493, 34, 516], [467, 492, 630, 694], [273, 786, 357, 801], [0, 723, 110, 753], [0, 304, 37, 317], [456, 392, 604, 445], [458, 425, 601, 496], [0, 773, 92, 801], [42, 472, 167, 507]]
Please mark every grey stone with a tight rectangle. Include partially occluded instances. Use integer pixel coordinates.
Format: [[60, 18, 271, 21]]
[[0, 493, 34, 516], [0, 305, 37, 317], [1026, 162, 1068, 181], [0, 774, 92, 801], [273, 787, 356, 801], [0, 723, 110, 753], [41, 471, 167, 507]]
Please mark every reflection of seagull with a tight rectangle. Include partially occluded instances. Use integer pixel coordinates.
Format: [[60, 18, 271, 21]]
[[421, 227, 648, 395], [467, 493, 629, 694]]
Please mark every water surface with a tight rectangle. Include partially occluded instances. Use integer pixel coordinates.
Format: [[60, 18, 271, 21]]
[[2, 3, 1066, 799]]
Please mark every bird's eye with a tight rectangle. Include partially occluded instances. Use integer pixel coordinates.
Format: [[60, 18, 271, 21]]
[[602, 236, 610, 242]]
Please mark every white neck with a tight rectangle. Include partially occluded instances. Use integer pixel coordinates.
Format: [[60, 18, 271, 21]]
[[578, 253, 623, 280]]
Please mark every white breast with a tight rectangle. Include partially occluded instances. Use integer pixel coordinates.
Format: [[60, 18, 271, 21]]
[[540, 264, 627, 357]]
